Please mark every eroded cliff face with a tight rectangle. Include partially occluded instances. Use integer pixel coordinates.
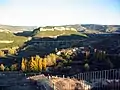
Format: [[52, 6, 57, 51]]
[[39, 26, 77, 31]]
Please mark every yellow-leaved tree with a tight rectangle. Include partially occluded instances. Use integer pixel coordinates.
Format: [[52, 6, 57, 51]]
[[42, 58, 47, 71], [35, 55, 40, 70], [49, 53, 57, 65], [0, 64, 5, 71], [29, 56, 41, 72], [46, 53, 57, 66], [0, 50, 5, 57], [8, 48, 16, 55], [46, 55, 52, 66], [21, 58, 28, 72], [29, 56, 36, 71], [38, 57, 42, 71]]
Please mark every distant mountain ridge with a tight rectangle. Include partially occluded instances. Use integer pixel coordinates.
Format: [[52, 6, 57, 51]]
[[61, 24, 120, 33], [0, 24, 120, 34], [32, 24, 120, 34], [0, 24, 36, 33]]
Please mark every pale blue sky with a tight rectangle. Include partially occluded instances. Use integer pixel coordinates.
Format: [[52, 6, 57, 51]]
[[0, 0, 120, 26]]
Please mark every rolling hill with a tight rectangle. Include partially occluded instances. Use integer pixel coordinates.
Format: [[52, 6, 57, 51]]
[[32, 26, 87, 38], [0, 24, 36, 33], [61, 24, 120, 33], [33, 30, 87, 38], [0, 32, 28, 49], [0, 24, 120, 34]]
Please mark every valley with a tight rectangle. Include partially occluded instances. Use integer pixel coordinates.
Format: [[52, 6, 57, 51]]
[[0, 24, 120, 90]]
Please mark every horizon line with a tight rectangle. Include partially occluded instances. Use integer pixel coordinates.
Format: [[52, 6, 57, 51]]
[[0, 23, 120, 27]]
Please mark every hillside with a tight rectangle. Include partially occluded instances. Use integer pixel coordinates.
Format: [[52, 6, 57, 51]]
[[0, 32, 27, 49], [61, 24, 120, 33], [0, 24, 36, 33], [31, 24, 120, 36], [0, 24, 120, 34], [34, 30, 87, 38], [32, 26, 87, 38]]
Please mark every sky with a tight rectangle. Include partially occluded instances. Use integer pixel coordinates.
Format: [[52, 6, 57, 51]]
[[0, 0, 120, 26]]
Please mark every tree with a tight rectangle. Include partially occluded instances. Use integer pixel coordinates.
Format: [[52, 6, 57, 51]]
[[84, 63, 90, 71], [49, 53, 57, 65], [85, 51, 90, 59], [46, 55, 53, 66], [5, 67, 10, 71], [35, 55, 40, 70], [29, 56, 40, 72], [42, 58, 47, 71], [106, 58, 114, 68], [102, 51, 106, 60], [0, 64, 5, 71], [10, 64, 18, 71], [38, 57, 42, 71], [21, 58, 28, 72], [29, 56, 36, 71], [8, 48, 16, 55], [0, 50, 5, 57]]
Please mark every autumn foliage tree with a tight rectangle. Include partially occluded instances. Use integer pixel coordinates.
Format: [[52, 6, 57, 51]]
[[46, 53, 57, 66], [29, 56, 43, 72], [29, 56, 37, 71], [5, 67, 10, 71], [42, 58, 47, 71], [0, 50, 5, 57], [0, 64, 5, 71], [8, 48, 16, 55], [10, 63, 18, 71], [38, 57, 42, 71], [49, 53, 57, 65], [21, 58, 28, 72], [21, 54, 58, 72]]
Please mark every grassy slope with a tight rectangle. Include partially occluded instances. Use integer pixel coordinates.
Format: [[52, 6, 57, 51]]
[[0, 32, 27, 49], [34, 30, 87, 38]]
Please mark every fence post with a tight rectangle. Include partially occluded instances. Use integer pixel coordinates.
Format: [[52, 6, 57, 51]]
[[104, 70, 106, 79], [118, 69, 120, 79], [53, 83, 55, 90], [63, 75, 64, 78], [25, 73, 26, 77]]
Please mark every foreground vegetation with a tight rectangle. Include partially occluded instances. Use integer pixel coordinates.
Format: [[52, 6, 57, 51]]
[[0, 27, 119, 76], [0, 46, 119, 76]]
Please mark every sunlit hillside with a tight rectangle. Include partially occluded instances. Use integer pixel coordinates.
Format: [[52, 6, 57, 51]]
[[0, 32, 27, 49]]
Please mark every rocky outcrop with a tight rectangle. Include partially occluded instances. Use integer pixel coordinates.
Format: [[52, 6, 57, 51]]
[[0, 73, 119, 90], [27, 75, 91, 90], [39, 26, 77, 31]]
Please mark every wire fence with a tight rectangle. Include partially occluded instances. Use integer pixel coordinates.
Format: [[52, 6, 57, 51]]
[[69, 69, 120, 90], [0, 69, 120, 90]]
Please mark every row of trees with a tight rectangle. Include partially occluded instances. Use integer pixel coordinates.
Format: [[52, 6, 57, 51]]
[[21, 53, 57, 72], [0, 53, 58, 72], [83, 49, 114, 71], [0, 48, 17, 57], [0, 63, 18, 71]]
